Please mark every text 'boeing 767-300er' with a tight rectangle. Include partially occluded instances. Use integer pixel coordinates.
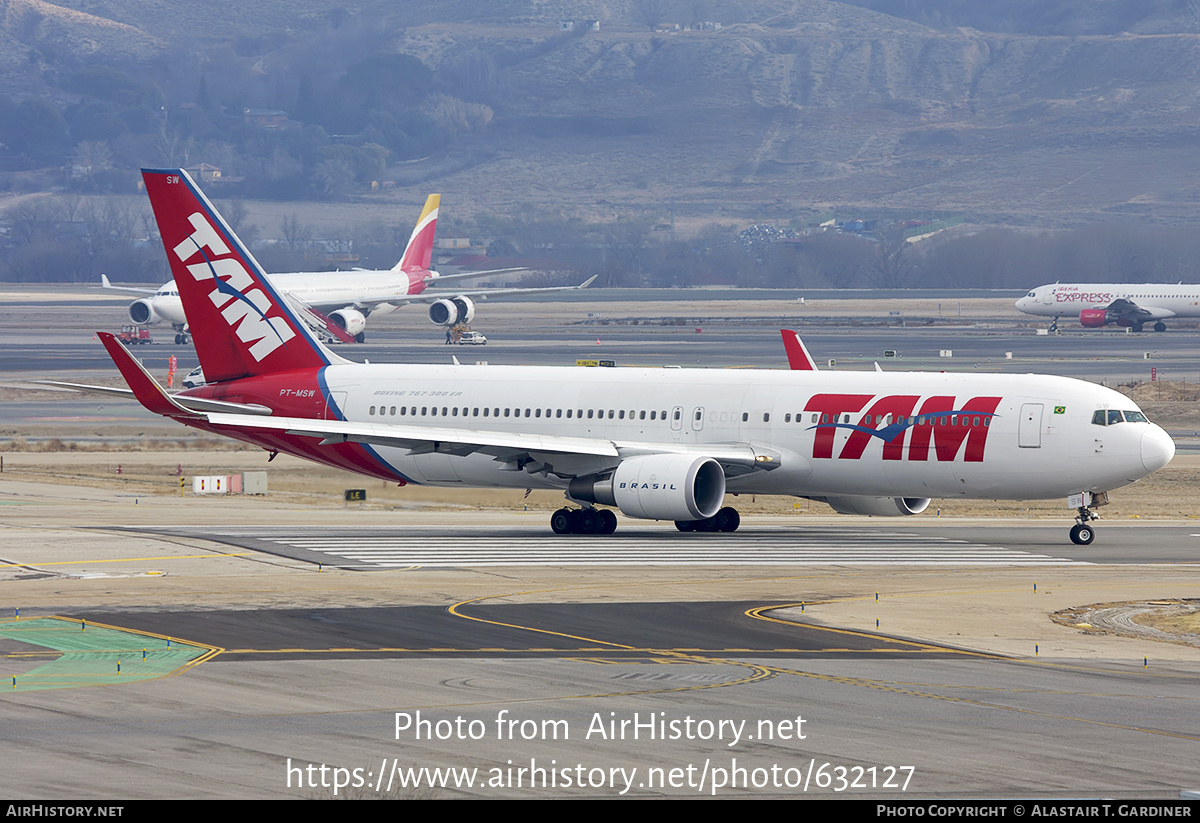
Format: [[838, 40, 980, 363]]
[[1017, 282, 1200, 332], [102, 193, 595, 344], [71, 169, 1176, 545]]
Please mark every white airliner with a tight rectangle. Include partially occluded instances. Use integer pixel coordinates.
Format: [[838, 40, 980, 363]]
[[1016, 283, 1200, 332], [73, 170, 1176, 546], [102, 193, 595, 344]]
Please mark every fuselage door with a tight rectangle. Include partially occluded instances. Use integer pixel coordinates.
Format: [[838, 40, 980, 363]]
[[671, 406, 683, 431], [1019, 403, 1043, 448], [691, 406, 705, 432]]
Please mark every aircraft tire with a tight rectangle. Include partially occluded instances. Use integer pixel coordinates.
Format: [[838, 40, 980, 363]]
[[675, 520, 695, 532], [551, 508, 573, 534], [598, 509, 617, 534], [355, 332, 366, 343], [574, 508, 600, 535], [715, 507, 740, 532], [1154, 322, 1166, 332], [1069, 523, 1095, 545]]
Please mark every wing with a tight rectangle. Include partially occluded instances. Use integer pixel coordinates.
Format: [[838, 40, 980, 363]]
[[94, 329, 778, 480], [100, 274, 159, 295], [394, 274, 597, 305], [200, 412, 778, 479], [1105, 297, 1175, 322]]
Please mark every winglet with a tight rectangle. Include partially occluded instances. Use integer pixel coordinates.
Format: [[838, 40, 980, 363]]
[[781, 329, 818, 371], [578, 275, 598, 288], [101, 274, 112, 288], [97, 331, 199, 418]]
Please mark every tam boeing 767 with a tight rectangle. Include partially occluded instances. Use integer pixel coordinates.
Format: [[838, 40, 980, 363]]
[[72, 170, 1176, 545]]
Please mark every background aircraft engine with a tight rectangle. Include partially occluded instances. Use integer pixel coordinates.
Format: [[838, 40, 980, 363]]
[[428, 296, 476, 326], [569, 454, 725, 521], [1079, 309, 1112, 327], [429, 298, 458, 325], [452, 296, 475, 324], [821, 496, 932, 516], [128, 299, 157, 325], [329, 308, 367, 337]]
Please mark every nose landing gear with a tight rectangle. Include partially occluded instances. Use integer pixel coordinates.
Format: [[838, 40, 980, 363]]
[[1067, 491, 1107, 545]]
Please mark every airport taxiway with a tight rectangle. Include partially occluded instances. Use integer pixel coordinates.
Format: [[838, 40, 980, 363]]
[[2, 289, 1199, 798]]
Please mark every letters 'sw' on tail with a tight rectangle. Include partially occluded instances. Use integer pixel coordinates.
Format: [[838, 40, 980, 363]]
[[141, 168, 337, 383]]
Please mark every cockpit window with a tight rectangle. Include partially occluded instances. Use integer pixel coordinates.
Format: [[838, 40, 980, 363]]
[[1093, 410, 1149, 426]]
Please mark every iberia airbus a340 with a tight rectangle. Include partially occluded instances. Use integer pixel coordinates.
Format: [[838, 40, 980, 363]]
[[102, 193, 595, 344], [74, 169, 1175, 545]]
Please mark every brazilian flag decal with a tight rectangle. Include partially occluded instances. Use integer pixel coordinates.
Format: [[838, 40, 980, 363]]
[[1053, 406, 1066, 414]]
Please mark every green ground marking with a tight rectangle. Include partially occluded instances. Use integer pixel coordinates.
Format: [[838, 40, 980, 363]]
[[0, 616, 216, 692]]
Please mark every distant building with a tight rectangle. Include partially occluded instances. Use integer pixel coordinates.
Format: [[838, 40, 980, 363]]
[[185, 163, 222, 183], [243, 109, 297, 129]]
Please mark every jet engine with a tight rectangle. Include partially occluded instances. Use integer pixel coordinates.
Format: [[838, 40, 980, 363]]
[[329, 308, 367, 337], [128, 299, 160, 325], [428, 296, 476, 326], [819, 496, 932, 516], [1079, 309, 1112, 328], [568, 454, 725, 521]]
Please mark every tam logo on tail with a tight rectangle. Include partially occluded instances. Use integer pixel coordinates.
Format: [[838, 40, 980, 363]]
[[142, 168, 332, 382], [171, 210, 295, 362]]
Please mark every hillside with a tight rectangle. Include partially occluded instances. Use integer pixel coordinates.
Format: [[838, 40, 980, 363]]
[[5, 0, 1200, 229]]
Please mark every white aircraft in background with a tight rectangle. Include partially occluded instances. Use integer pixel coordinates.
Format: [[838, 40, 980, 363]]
[[69, 169, 1175, 546], [1016, 282, 1200, 332], [102, 193, 595, 344]]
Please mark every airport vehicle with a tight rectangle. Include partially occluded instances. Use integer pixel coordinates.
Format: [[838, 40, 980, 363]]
[[456, 330, 487, 345], [1016, 283, 1200, 332], [102, 194, 595, 344], [116, 325, 152, 346], [79, 169, 1175, 545]]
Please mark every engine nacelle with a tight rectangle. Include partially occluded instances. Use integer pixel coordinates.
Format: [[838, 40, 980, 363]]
[[428, 296, 476, 326], [568, 454, 725, 521], [1079, 309, 1112, 328], [128, 299, 159, 325], [820, 496, 932, 517], [329, 308, 367, 337]]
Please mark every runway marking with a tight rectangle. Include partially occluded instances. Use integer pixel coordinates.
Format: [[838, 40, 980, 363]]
[[177, 525, 1084, 568]]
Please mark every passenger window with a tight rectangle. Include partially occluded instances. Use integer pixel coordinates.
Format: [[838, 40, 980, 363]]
[[742, 412, 748, 422]]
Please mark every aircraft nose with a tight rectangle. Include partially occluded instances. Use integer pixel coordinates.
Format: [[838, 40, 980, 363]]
[[1141, 426, 1175, 473]]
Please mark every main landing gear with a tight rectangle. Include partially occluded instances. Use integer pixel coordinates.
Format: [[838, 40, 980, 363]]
[[675, 507, 741, 533], [548, 506, 743, 535], [551, 507, 617, 535]]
